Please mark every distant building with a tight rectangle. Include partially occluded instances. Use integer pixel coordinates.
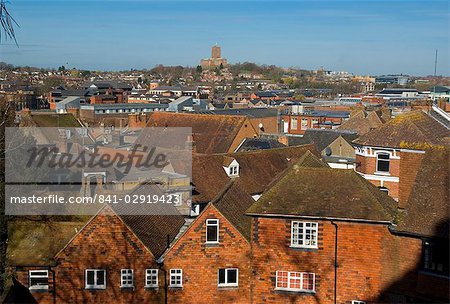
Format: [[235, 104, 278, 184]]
[[167, 96, 209, 112], [148, 85, 198, 98], [55, 96, 81, 114], [200, 45, 228, 69], [283, 110, 350, 135], [431, 86, 450, 101], [79, 103, 168, 123], [375, 75, 409, 85], [375, 88, 427, 100]]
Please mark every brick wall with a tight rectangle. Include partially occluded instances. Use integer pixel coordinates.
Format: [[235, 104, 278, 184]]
[[164, 205, 251, 304], [54, 208, 163, 303], [14, 266, 55, 304], [398, 151, 424, 209], [355, 152, 401, 199], [250, 216, 420, 304]]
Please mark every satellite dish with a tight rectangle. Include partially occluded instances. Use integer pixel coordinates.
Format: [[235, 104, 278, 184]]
[[325, 147, 332, 156], [258, 123, 263, 129]]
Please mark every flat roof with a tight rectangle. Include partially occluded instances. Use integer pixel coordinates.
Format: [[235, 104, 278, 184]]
[[81, 103, 169, 110]]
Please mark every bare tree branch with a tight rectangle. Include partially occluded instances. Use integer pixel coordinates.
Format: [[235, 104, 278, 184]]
[[0, 0, 19, 46]]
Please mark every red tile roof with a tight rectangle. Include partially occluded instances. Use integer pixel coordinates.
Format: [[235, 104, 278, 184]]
[[142, 112, 257, 154]]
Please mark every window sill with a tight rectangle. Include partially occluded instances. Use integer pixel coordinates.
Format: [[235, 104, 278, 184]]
[[120, 286, 135, 291], [274, 288, 315, 295], [289, 245, 318, 251], [29, 288, 49, 293], [85, 287, 106, 291], [145, 286, 159, 290], [205, 242, 220, 247], [374, 171, 391, 176], [418, 270, 450, 279], [168, 286, 183, 290], [218, 285, 239, 290]]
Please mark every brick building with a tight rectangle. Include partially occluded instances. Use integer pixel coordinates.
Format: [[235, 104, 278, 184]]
[[382, 147, 450, 302], [200, 45, 228, 69], [133, 112, 259, 154], [9, 185, 185, 304], [246, 154, 400, 303], [353, 110, 450, 202], [283, 110, 350, 135], [5, 113, 448, 303], [163, 181, 254, 303]]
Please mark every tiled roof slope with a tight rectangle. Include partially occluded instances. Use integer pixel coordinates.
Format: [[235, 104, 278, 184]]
[[192, 144, 318, 202], [114, 184, 186, 258], [289, 129, 358, 152], [142, 112, 256, 154], [354, 110, 450, 148], [295, 150, 330, 168], [7, 220, 87, 265], [236, 137, 286, 152], [338, 110, 385, 135], [20, 113, 81, 128], [211, 180, 255, 241], [247, 159, 397, 222], [395, 148, 449, 238]]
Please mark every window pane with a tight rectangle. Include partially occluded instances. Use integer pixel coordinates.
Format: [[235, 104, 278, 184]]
[[97, 271, 105, 285], [206, 226, 218, 242], [377, 154, 390, 172], [86, 271, 95, 285], [378, 153, 389, 160], [218, 269, 226, 284], [302, 273, 314, 290], [276, 271, 288, 288], [377, 160, 389, 172], [227, 269, 237, 284], [30, 277, 48, 287]]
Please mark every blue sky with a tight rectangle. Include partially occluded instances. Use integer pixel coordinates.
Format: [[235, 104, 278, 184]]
[[0, 0, 448, 75]]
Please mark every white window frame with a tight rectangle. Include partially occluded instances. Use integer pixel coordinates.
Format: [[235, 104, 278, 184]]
[[120, 269, 134, 288], [275, 271, 315, 293], [29, 270, 49, 290], [352, 301, 366, 304], [376, 152, 390, 173], [291, 117, 298, 130], [229, 165, 239, 176], [218, 268, 239, 287], [301, 118, 308, 130], [291, 221, 318, 249], [145, 269, 158, 288], [169, 269, 183, 287], [206, 219, 219, 244], [85, 269, 106, 290]]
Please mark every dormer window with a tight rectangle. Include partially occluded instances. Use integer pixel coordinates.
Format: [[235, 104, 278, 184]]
[[229, 165, 239, 176], [223, 158, 240, 177]]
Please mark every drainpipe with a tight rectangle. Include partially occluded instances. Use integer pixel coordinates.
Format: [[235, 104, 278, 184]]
[[50, 268, 56, 304], [156, 261, 167, 304], [331, 221, 338, 304], [156, 233, 171, 304]]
